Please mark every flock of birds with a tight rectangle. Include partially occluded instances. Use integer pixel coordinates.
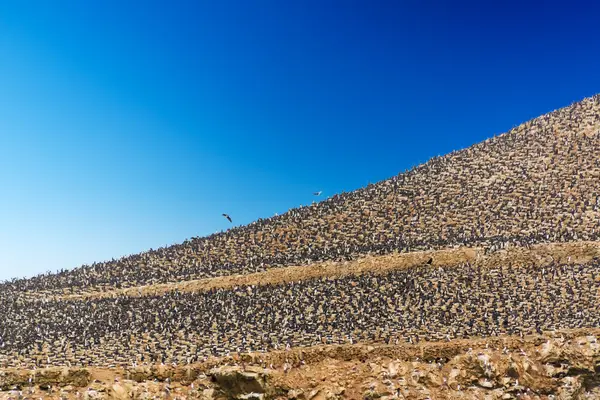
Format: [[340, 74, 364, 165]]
[[1, 95, 600, 371], [1, 258, 597, 369]]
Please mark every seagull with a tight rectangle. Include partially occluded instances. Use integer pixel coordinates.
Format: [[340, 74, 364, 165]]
[[313, 191, 322, 196], [222, 213, 232, 223]]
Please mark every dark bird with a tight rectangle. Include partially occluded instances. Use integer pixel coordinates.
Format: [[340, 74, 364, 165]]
[[427, 257, 433, 265], [222, 213, 232, 223], [313, 191, 322, 196]]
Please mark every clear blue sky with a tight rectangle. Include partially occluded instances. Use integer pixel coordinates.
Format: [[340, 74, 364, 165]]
[[1, 1, 599, 281]]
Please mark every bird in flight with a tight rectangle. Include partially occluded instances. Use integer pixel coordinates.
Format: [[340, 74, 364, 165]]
[[222, 213, 232, 223], [313, 191, 322, 196]]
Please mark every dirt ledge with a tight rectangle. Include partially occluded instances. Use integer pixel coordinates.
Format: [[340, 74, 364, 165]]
[[1, 328, 599, 399]]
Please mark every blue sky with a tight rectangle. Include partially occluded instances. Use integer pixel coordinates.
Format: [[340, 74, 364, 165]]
[[0, 1, 599, 280]]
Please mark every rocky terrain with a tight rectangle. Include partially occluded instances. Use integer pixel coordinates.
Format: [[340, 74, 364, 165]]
[[1, 329, 598, 399]]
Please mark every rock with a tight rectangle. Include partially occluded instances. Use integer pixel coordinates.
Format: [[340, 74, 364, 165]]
[[445, 367, 465, 390], [362, 390, 381, 400], [65, 368, 93, 387], [555, 376, 584, 400], [386, 362, 398, 379], [306, 388, 342, 400], [209, 366, 271, 399], [544, 362, 569, 378], [309, 389, 326, 400], [288, 388, 305, 399], [362, 381, 392, 399], [385, 361, 408, 379], [89, 382, 107, 392], [418, 369, 443, 387], [368, 362, 382, 376], [584, 385, 600, 400], [237, 393, 265, 400], [477, 378, 494, 388], [323, 389, 340, 400], [539, 335, 600, 376], [5, 390, 20, 399], [136, 392, 154, 400], [110, 383, 129, 399], [193, 377, 213, 390], [332, 385, 345, 396], [84, 389, 106, 400]]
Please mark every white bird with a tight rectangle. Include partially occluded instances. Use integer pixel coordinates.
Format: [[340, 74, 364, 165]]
[[313, 191, 322, 196]]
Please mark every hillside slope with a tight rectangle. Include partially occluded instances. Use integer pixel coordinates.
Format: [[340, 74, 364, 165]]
[[4, 95, 600, 295], [2, 96, 600, 399]]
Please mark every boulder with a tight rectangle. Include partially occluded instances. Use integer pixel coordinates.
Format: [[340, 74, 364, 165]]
[[538, 335, 600, 376], [202, 388, 217, 399], [209, 366, 272, 399], [110, 383, 130, 399], [287, 388, 306, 399]]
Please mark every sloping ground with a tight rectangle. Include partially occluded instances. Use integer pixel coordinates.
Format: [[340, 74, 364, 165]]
[[2, 96, 600, 398], [1, 329, 598, 399], [4, 95, 600, 294]]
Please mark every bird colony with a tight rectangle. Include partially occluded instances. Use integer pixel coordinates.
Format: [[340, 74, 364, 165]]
[[1, 95, 600, 370]]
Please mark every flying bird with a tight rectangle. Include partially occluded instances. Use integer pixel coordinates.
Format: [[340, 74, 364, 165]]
[[313, 191, 322, 196], [222, 213, 232, 223]]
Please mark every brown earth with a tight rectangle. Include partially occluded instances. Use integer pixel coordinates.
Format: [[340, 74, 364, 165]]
[[1, 328, 599, 399]]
